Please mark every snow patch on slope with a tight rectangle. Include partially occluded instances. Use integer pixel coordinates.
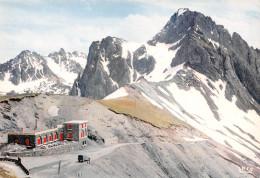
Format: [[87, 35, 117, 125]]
[[48, 106, 59, 117], [144, 43, 181, 82], [167, 82, 215, 121], [104, 87, 128, 100], [100, 59, 118, 87], [101, 60, 110, 75], [177, 8, 188, 17], [45, 57, 77, 85], [71, 56, 87, 68], [184, 136, 208, 142], [0, 72, 49, 94], [121, 41, 140, 59], [141, 92, 163, 109], [164, 63, 185, 81], [121, 41, 141, 83], [156, 70, 260, 164], [208, 38, 220, 48], [158, 86, 169, 96], [131, 66, 260, 164]]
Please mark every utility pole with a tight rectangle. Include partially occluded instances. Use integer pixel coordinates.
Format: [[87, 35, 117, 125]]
[[58, 160, 61, 174], [34, 112, 39, 130]]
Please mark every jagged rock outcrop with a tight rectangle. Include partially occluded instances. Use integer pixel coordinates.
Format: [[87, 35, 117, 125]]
[[0, 50, 55, 85], [148, 9, 260, 113], [48, 48, 84, 74], [0, 49, 87, 95], [71, 8, 260, 114], [71, 37, 134, 99], [133, 45, 156, 75]]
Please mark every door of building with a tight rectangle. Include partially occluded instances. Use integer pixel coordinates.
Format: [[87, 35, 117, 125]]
[[60, 133, 63, 141], [25, 139, 30, 146]]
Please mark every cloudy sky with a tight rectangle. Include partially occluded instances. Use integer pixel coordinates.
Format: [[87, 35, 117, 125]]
[[0, 0, 259, 63]]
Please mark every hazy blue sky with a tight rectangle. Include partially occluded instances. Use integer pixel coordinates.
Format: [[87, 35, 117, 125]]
[[0, 0, 259, 62]]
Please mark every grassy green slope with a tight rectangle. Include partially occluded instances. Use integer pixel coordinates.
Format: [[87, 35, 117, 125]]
[[98, 96, 191, 129]]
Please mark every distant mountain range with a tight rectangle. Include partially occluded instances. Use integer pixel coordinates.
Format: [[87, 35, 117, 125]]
[[0, 48, 87, 95]]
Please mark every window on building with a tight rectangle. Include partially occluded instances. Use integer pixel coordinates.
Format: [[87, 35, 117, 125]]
[[68, 133, 72, 138], [68, 124, 72, 129]]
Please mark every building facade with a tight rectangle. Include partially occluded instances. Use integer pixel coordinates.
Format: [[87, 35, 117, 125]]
[[8, 120, 88, 148], [63, 120, 88, 141]]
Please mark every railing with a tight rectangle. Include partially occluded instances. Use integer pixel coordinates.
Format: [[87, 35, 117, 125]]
[[0, 157, 30, 175]]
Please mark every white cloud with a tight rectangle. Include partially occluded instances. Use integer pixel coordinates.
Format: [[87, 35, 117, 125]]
[[0, 9, 168, 62], [0, 24, 116, 60], [211, 13, 260, 48], [208, 0, 260, 48], [115, 14, 168, 43], [119, 0, 260, 12], [111, 0, 260, 48], [0, 0, 259, 63]]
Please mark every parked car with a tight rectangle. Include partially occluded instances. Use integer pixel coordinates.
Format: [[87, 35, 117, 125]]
[[78, 155, 90, 164]]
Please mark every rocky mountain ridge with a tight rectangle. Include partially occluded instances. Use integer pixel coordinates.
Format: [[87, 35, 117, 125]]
[[71, 8, 260, 167], [0, 48, 87, 95], [71, 8, 260, 115]]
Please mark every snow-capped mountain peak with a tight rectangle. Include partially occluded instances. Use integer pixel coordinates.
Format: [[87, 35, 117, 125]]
[[0, 49, 87, 95], [70, 9, 260, 166], [176, 8, 189, 17]]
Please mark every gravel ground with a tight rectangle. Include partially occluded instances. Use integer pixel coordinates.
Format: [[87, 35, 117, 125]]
[[0, 95, 258, 177]]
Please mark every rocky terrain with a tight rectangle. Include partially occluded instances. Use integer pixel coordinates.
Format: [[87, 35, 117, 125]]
[[70, 8, 260, 171], [0, 8, 260, 178], [0, 94, 259, 177], [71, 8, 260, 112], [0, 48, 87, 95]]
